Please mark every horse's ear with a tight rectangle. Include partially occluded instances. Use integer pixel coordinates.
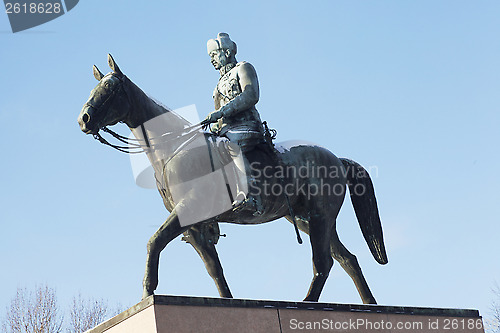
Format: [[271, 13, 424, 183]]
[[93, 65, 104, 81], [107, 54, 123, 76]]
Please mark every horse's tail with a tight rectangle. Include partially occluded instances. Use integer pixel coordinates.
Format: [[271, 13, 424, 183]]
[[340, 158, 388, 265]]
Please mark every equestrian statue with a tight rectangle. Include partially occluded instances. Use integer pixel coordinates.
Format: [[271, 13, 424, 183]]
[[77, 33, 388, 304]]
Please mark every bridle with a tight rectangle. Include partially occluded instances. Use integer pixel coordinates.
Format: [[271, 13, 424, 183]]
[[87, 73, 203, 154]]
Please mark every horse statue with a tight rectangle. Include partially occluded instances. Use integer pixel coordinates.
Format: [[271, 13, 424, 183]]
[[77, 54, 388, 304]]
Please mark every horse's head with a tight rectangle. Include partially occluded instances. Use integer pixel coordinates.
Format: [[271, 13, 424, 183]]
[[78, 54, 131, 135]]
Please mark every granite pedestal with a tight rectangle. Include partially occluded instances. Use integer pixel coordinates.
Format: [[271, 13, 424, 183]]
[[86, 295, 484, 333]]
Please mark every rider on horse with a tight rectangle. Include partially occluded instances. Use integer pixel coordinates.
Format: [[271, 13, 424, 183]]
[[201, 32, 266, 215]]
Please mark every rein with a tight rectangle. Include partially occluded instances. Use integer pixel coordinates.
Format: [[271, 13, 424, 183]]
[[93, 128, 143, 154], [93, 123, 204, 154]]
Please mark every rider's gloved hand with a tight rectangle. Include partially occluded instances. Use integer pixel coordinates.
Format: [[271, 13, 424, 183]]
[[201, 109, 223, 130]]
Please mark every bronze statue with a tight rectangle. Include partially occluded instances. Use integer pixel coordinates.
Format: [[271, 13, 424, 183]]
[[77, 48, 388, 304], [201, 33, 266, 215]]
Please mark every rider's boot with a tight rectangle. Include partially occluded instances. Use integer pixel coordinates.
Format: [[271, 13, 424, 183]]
[[230, 151, 264, 216]]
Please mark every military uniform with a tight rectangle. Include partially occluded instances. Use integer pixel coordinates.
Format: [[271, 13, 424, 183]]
[[212, 61, 265, 152]]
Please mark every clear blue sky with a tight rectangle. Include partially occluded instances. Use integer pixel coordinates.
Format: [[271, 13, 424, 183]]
[[1, 0, 499, 326]]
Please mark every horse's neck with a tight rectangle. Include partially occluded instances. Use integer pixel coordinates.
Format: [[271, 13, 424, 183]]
[[125, 79, 189, 131], [125, 78, 193, 176]]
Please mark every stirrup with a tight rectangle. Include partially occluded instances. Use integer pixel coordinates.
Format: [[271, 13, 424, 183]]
[[232, 191, 247, 207], [231, 192, 264, 216]]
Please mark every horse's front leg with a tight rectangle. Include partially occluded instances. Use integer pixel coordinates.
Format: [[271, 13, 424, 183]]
[[142, 209, 190, 299]]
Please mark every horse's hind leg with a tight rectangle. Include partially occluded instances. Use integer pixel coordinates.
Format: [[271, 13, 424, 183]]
[[182, 223, 232, 298], [304, 215, 334, 302], [330, 230, 377, 304]]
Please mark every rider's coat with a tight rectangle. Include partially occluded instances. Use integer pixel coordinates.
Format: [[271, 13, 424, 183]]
[[212, 61, 265, 152]]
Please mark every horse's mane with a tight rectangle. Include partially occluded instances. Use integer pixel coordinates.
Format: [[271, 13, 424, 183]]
[[145, 93, 192, 125], [123, 75, 192, 131]]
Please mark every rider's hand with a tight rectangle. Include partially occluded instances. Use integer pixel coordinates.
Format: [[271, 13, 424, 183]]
[[201, 109, 223, 129]]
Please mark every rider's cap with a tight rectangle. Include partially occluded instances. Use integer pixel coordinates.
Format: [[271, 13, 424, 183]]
[[207, 32, 237, 55]]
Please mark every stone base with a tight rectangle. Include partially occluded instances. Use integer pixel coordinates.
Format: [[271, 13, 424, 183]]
[[87, 295, 485, 333]]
